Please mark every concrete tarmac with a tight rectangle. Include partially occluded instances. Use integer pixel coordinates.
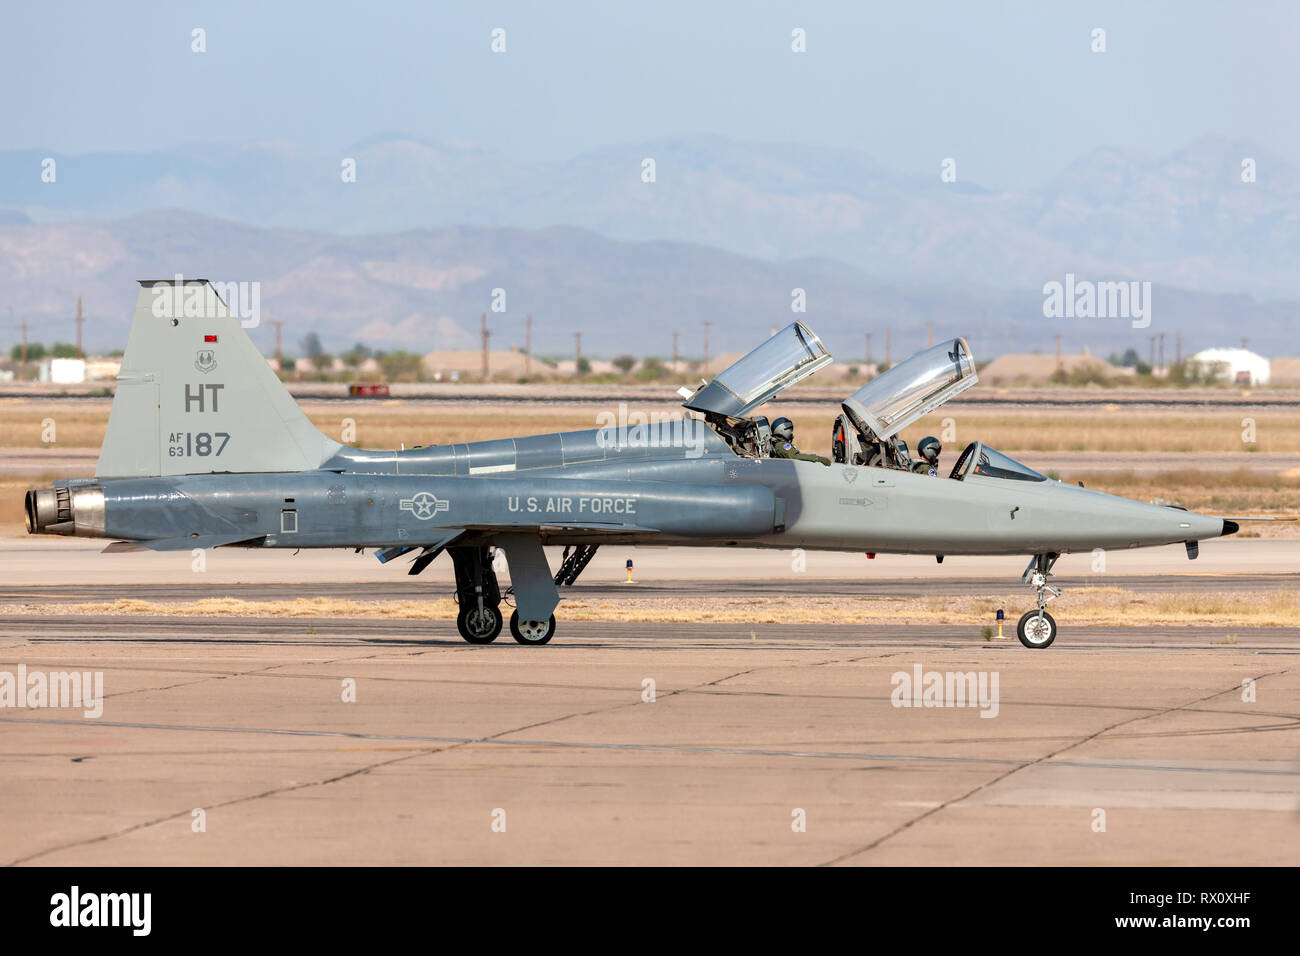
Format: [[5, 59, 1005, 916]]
[[0, 536, 1295, 866], [3, 535, 1297, 585], [0, 614, 1296, 866]]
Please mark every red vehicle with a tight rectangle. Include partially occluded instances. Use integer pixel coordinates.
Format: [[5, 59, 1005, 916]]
[[348, 383, 391, 397]]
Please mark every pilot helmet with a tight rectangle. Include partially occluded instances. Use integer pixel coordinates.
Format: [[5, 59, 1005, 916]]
[[771, 418, 794, 442], [918, 436, 942, 463]]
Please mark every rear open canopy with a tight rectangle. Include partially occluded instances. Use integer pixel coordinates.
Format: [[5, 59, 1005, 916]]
[[842, 338, 977, 441], [682, 322, 832, 419]]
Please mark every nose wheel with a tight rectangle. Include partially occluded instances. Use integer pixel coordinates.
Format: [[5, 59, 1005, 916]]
[[1018, 552, 1061, 649], [1016, 609, 1057, 648]]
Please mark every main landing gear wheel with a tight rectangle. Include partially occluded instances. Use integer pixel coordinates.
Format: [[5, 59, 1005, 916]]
[[510, 611, 556, 645], [1017, 610, 1057, 648], [457, 604, 503, 644]]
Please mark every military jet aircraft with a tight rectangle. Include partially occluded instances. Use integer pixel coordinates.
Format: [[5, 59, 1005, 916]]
[[25, 279, 1238, 648]]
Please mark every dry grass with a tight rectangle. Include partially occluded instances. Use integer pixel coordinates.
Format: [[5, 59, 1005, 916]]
[[900, 408, 1300, 454], [5, 399, 1300, 454], [5, 586, 1294, 627], [1063, 469, 1300, 521]]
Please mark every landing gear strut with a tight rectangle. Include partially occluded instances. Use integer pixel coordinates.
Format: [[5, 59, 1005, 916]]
[[450, 545, 503, 643], [1017, 552, 1060, 649]]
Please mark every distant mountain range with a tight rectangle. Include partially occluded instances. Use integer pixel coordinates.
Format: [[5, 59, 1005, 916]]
[[1, 210, 1296, 360], [2, 133, 1297, 302]]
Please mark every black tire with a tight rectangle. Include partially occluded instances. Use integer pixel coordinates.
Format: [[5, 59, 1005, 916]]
[[1016, 610, 1056, 648], [510, 611, 556, 646], [457, 604, 502, 644]]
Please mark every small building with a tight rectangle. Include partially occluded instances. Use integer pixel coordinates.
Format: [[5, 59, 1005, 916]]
[[980, 350, 1135, 385], [422, 347, 556, 379], [1187, 348, 1270, 386], [38, 358, 87, 384], [1269, 357, 1300, 386]]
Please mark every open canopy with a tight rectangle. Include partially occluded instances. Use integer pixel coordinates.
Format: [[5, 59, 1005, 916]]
[[841, 337, 977, 441], [682, 321, 832, 420]]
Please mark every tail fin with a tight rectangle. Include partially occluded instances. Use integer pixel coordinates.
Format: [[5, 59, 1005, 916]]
[[96, 279, 341, 477]]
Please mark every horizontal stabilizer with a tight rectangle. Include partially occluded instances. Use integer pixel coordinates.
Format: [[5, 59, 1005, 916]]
[[103, 533, 265, 552]]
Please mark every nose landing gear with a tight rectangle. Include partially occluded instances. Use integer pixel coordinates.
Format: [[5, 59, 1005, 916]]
[[1017, 552, 1061, 648]]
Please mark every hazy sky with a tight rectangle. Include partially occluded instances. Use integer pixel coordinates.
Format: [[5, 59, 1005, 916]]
[[3, 1, 1296, 189]]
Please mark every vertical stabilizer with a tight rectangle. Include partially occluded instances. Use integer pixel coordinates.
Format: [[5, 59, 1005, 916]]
[[96, 279, 341, 477]]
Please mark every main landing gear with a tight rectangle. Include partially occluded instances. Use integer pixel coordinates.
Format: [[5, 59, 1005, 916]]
[[509, 612, 556, 645], [449, 545, 559, 645], [450, 545, 503, 643], [1017, 552, 1061, 649]]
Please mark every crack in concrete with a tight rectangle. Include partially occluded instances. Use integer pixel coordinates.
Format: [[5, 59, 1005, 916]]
[[818, 667, 1292, 866]]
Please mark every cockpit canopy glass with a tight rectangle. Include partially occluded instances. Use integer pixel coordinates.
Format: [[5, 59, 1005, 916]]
[[842, 338, 977, 441], [682, 321, 832, 420], [960, 442, 1047, 482]]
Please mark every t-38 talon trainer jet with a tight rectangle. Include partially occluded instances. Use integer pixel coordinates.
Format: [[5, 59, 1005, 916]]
[[25, 279, 1239, 648]]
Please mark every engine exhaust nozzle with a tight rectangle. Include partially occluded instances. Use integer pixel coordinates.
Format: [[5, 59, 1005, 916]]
[[24, 485, 106, 537]]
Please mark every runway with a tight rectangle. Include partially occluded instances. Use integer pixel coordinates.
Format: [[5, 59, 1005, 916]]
[[0, 610, 1296, 865], [1, 571, 1298, 605]]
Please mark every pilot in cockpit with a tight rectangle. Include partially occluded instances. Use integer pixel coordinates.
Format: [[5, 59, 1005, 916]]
[[770, 418, 831, 466], [911, 436, 942, 476]]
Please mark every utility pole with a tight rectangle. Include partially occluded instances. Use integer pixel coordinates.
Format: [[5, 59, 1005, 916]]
[[1240, 337, 1248, 351], [926, 322, 934, 348], [1175, 331, 1182, 365], [480, 313, 490, 379], [1158, 333, 1165, 374], [20, 318, 28, 381], [574, 331, 582, 377], [1149, 335, 1156, 371], [672, 331, 679, 371], [524, 314, 532, 376], [75, 296, 83, 359], [703, 321, 711, 372], [272, 320, 283, 371], [885, 328, 892, 367], [1055, 333, 1062, 370], [865, 332, 872, 366]]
